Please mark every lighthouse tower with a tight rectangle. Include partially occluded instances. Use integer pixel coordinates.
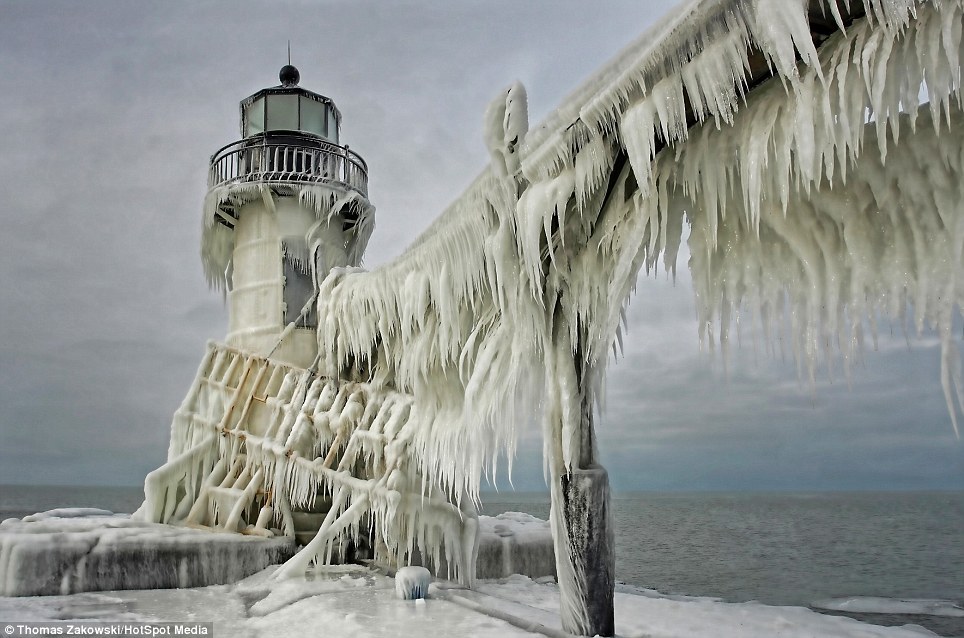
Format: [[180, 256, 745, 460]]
[[201, 64, 374, 368]]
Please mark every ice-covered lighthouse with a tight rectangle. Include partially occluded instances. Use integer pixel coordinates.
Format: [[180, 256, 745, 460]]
[[202, 63, 374, 367], [138, 62, 482, 585]]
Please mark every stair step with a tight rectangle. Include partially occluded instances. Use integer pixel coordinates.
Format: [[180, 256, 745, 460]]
[[295, 531, 318, 546], [293, 531, 349, 554], [291, 510, 328, 531], [292, 493, 333, 514]]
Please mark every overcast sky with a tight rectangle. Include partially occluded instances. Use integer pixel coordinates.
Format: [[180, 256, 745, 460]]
[[0, 1, 961, 492]]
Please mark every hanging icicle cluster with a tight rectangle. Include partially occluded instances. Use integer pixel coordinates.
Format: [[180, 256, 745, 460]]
[[306, 0, 963, 629], [201, 182, 374, 291]]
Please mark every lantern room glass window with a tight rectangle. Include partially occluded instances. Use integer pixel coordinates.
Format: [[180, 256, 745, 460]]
[[300, 97, 328, 138], [268, 94, 299, 131], [240, 90, 339, 141], [244, 97, 265, 136]]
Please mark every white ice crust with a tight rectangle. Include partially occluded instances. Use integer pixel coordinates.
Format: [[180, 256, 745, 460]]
[[302, 0, 964, 628]]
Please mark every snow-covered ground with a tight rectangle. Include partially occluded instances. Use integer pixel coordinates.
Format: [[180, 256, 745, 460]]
[[0, 564, 944, 638]]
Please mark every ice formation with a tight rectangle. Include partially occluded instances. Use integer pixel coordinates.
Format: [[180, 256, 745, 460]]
[[394, 566, 431, 600], [140, 0, 962, 634], [476, 512, 556, 580], [305, 0, 964, 631]]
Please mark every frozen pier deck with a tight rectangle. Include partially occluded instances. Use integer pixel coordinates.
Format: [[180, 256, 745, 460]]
[[0, 563, 939, 638]]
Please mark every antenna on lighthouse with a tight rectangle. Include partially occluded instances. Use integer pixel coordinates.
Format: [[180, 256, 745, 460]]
[[279, 41, 300, 87]]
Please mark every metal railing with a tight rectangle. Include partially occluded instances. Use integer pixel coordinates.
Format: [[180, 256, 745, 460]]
[[208, 134, 368, 197]]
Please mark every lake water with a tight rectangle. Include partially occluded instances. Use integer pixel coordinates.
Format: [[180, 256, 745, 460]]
[[3, 486, 962, 636], [481, 490, 964, 637]]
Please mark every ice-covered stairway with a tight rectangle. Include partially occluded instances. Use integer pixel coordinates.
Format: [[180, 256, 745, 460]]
[[138, 341, 479, 585]]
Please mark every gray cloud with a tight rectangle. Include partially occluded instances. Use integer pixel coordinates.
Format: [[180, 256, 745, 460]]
[[0, 1, 960, 491]]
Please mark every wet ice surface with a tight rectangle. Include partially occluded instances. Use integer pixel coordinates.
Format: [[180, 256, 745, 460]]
[[0, 567, 945, 638], [0, 566, 533, 638], [812, 598, 964, 618]]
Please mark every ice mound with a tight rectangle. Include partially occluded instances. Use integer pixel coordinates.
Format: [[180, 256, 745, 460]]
[[395, 566, 431, 600]]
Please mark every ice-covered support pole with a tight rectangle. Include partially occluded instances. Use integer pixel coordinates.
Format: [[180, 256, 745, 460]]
[[565, 340, 614, 636], [560, 467, 614, 635], [546, 310, 615, 637], [489, 80, 615, 634]]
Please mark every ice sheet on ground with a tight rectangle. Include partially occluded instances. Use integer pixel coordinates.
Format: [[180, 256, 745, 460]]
[[476, 575, 939, 637], [0, 592, 143, 623], [1, 567, 939, 638], [234, 565, 392, 617], [812, 597, 964, 618]]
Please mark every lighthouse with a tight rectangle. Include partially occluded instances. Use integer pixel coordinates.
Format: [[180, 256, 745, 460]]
[[201, 64, 374, 368]]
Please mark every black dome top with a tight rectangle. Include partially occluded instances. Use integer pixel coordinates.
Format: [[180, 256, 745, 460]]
[[279, 64, 300, 87]]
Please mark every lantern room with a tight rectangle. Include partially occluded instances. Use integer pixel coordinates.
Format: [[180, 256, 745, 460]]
[[239, 64, 341, 143]]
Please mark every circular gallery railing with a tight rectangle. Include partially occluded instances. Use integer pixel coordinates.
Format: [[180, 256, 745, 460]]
[[208, 133, 368, 197]]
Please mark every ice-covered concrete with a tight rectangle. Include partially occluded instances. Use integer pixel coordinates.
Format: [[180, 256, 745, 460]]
[[476, 512, 555, 580], [0, 511, 295, 596], [409, 512, 555, 581]]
